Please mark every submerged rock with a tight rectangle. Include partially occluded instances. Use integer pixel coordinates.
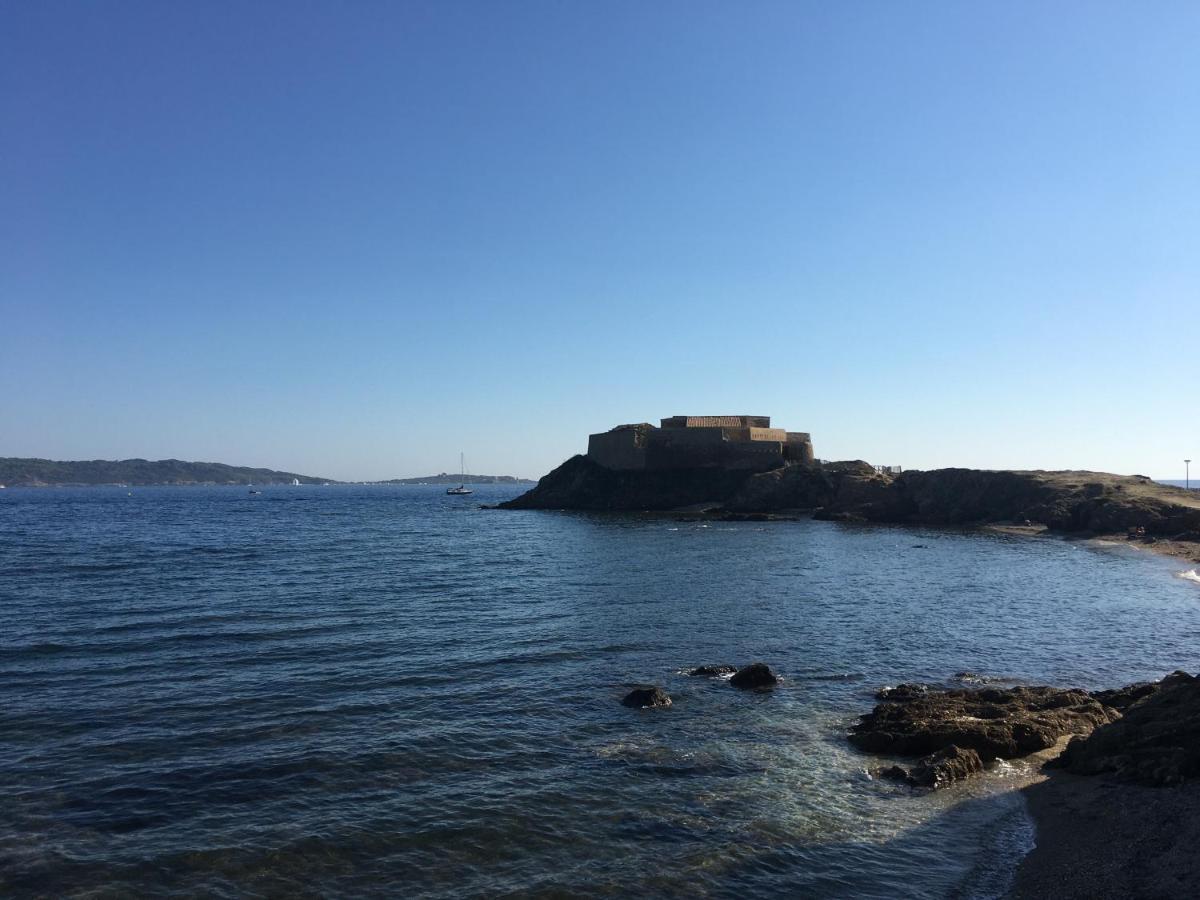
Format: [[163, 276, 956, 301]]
[[953, 672, 1010, 685], [850, 684, 1117, 761], [1056, 671, 1200, 785], [621, 685, 672, 709], [688, 665, 737, 677], [730, 663, 779, 689]]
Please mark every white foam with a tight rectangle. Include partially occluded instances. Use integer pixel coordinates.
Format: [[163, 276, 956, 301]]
[[1179, 569, 1200, 585]]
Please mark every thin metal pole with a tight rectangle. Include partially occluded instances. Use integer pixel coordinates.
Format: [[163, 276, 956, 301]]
[[1187, 459, 1192, 491]]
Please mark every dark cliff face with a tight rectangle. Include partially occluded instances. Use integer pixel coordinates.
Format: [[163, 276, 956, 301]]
[[497, 455, 764, 511], [500, 458, 1200, 537]]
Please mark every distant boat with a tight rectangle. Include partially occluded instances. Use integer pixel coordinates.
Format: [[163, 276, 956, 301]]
[[291, 478, 300, 486], [446, 453, 474, 495]]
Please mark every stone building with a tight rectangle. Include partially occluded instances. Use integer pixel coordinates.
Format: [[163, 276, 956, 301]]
[[587, 415, 814, 472]]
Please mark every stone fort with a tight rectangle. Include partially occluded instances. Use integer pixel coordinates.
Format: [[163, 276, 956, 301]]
[[587, 415, 814, 472]]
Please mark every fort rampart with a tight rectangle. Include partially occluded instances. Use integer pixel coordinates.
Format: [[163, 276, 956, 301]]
[[586, 415, 814, 472]]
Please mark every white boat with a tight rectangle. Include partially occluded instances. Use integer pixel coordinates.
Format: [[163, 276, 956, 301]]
[[446, 453, 474, 495], [291, 478, 300, 486]]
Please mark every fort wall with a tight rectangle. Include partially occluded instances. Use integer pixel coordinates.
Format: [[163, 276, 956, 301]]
[[785, 432, 815, 464], [586, 424, 650, 471], [586, 415, 815, 473]]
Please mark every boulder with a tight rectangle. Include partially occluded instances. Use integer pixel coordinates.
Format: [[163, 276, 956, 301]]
[[871, 746, 984, 790], [874, 764, 911, 783], [688, 665, 737, 677], [907, 745, 984, 788], [849, 684, 1118, 761], [1056, 671, 1200, 785], [730, 663, 779, 689], [621, 685, 672, 709]]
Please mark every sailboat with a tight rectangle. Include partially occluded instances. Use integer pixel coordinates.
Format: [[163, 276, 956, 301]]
[[446, 453, 473, 495]]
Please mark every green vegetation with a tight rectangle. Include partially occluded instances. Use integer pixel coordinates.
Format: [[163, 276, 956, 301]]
[[0, 458, 333, 486]]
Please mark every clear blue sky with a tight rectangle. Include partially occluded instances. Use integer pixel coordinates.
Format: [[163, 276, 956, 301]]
[[3, 1, 1197, 480]]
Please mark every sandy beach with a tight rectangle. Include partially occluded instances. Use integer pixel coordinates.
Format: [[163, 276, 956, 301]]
[[1007, 773, 1200, 899], [1094, 534, 1200, 565]]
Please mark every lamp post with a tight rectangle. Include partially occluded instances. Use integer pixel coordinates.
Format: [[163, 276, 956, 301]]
[[1187, 459, 1192, 491]]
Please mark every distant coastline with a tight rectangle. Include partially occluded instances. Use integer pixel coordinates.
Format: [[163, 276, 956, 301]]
[[0, 457, 331, 487], [0, 458, 533, 488], [378, 474, 534, 485]]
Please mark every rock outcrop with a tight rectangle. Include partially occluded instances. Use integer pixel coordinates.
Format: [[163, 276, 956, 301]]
[[621, 686, 672, 709], [1055, 671, 1200, 785], [856, 672, 1200, 790], [850, 684, 1119, 761]]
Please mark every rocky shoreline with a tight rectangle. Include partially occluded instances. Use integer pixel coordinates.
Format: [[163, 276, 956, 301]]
[[499, 457, 1200, 561], [847, 670, 1200, 897], [513, 455, 1200, 893]]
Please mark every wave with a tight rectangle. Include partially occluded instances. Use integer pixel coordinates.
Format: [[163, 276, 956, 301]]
[[1179, 569, 1200, 585]]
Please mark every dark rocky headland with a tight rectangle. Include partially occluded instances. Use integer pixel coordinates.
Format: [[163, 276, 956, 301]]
[[501, 454, 1200, 556]]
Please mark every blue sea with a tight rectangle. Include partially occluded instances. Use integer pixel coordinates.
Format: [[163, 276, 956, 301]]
[[2, 485, 1199, 898]]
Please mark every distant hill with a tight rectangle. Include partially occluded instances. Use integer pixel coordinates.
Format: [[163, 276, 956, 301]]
[[0, 458, 333, 486], [381, 473, 535, 485]]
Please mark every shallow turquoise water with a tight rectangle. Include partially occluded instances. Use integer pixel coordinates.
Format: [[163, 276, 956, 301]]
[[2, 485, 1197, 897]]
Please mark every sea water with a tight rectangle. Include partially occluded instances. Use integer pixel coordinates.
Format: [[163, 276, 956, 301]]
[[2, 485, 1198, 898]]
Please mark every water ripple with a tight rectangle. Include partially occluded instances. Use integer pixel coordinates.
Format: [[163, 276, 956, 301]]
[[2, 484, 1198, 897]]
